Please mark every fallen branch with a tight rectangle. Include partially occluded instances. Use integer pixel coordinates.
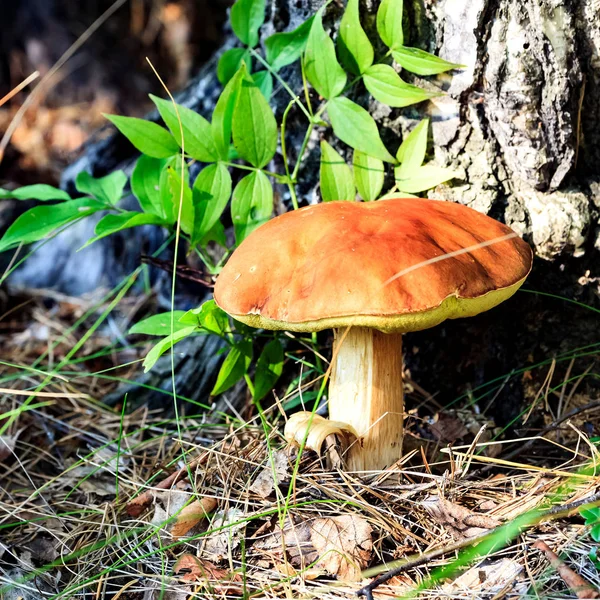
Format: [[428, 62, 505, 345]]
[[140, 255, 214, 287], [357, 491, 600, 600], [533, 540, 600, 599]]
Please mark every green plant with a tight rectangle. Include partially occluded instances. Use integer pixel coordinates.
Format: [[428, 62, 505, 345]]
[[0, 0, 462, 402], [581, 506, 600, 568]]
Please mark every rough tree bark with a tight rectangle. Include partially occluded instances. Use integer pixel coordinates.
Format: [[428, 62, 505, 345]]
[[6, 0, 600, 423], [424, 0, 598, 261]]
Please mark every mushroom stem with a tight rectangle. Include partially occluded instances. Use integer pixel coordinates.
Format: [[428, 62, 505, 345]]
[[329, 327, 404, 472]]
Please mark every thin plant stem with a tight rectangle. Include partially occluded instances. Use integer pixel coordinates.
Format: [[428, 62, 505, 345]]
[[249, 48, 311, 120], [146, 57, 198, 498], [300, 55, 314, 117], [280, 98, 299, 209], [290, 121, 316, 182], [223, 161, 286, 181]]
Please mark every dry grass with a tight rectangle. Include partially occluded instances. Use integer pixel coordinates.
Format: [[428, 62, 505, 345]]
[[1, 288, 599, 600]]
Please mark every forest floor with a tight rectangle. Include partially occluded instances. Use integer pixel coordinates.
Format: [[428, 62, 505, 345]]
[[1, 284, 599, 600]]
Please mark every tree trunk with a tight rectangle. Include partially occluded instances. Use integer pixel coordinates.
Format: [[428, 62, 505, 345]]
[[418, 0, 598, 261]]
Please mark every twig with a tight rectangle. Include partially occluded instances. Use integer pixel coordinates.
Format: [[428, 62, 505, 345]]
[[357, 491, 600, 599], [533, 540, 600, 599], [140, 255, 213, 286]]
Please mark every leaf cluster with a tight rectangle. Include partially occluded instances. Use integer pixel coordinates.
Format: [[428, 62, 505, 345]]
[[131, 300, 283, 403]]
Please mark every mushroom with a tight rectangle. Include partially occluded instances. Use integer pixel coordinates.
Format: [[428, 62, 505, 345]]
[[213, 198, 533, 471]]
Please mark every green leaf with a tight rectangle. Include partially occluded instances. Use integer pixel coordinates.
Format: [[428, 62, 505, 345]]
[[232, 68, 278, 168], [158, 156, 189, 223], [253, 339, 284, 401], [230, 0, 265, 47], [252, 70, 273, 101], [320, 140, 355, 202], [194, 300, 228, 334], [0, 184, 70, 202], [304, 9, 347, 100], [353, 150, 384, 201], [328, 97, 395, 163], [394, 164, 457, 193], [129, 311, 188, 336], [211, 340, 253, 396], [580, 506, 600, 525], [392, 46, 464, 76], [131, 155, 166, 215], [192, 162, 232, 246], [212, 67, 245, 161], [180, 299, 229, 335], [217, 48, 251, 85], [142, 326, 198, 372], [81, 211, 167, 248], [363, 64, 440, 107], [592, 524, 600, 543], [0, 198, 104, 252], [75, 170, 127, 206], [396, 119, 429, 178], [104, 114, 179, 158], [265, 16, 314, 71], [379, 190, 418, 200], [581, 508, 600, 525], [166, 164, 194, 235], [377, 0, 404, 49], [337, 0, 374, 75], [150, 95, 218, 163], [199, 220, 227, 248], [231, 170, 273, 243]]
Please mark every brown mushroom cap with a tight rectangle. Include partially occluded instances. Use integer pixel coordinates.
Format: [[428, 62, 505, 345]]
[[214, 198, 533, 333]]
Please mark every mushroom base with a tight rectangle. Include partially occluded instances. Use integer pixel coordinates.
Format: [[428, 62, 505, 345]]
[[329, 327, 404, 472]]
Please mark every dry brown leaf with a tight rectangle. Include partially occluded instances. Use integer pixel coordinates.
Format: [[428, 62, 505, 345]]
[[199, 508, 246, 561], [126, 451, 210, 517], [255, 514, 373, 581], [174, 554, 242, 593], [79, 479, 118, 497], [23, 536, 59, 564], [150, 486, 190, 531], [430, 412, 469, 443], [421, 496, 501, 539], [442, 558, 527, 597], [148, 486, 217, 539], [309, 516, 373, 580], [171, 497, 218, 539], [249, 449, 291, 498]]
